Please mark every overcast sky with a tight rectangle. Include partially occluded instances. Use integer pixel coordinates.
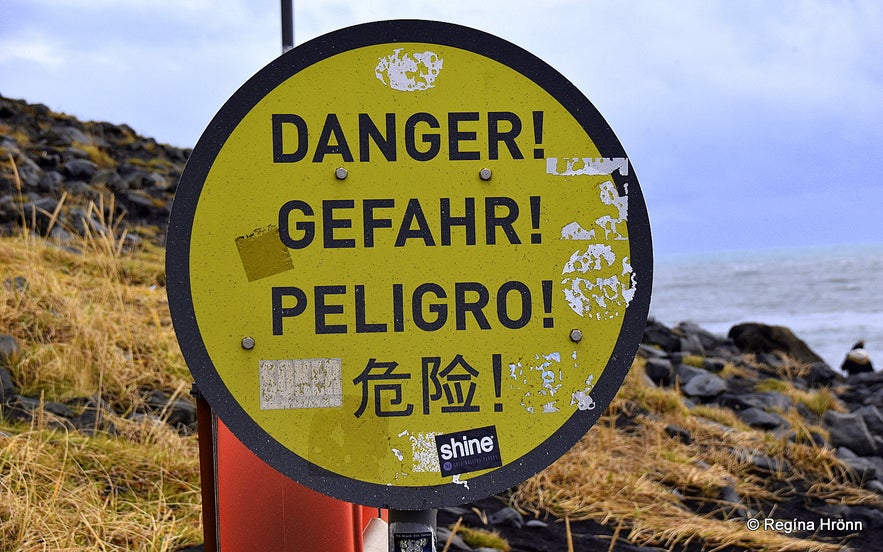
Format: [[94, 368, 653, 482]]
[[1, 0, 881, 257]]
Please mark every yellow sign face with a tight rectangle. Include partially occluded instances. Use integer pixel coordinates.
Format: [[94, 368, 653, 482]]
[[168, 20, 651, 509]]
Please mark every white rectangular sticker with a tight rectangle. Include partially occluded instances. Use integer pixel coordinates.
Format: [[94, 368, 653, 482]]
[[259, 358, 343, 410]]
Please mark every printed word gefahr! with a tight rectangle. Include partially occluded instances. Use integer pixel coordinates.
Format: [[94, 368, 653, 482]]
[[272, 280, 553, 335], [278, 196, 542, 249]]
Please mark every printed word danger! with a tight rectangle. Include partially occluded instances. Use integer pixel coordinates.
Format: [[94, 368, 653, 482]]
[[272, 110, 546, 163]]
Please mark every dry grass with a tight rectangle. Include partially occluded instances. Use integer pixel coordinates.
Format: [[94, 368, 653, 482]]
[[73, 140, 117, 169], [454, 525, 511, 551], [0, 223, 183, 404], [511, 365, 880, 551], [0, 419, 201, 551], [1, 211, 199, 550]]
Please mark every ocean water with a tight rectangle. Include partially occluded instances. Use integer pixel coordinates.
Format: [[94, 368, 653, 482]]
[[648, 244, 883, 372]]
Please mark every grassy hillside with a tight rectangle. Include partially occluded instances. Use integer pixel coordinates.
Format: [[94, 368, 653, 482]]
[[0, 228, 201, 551]]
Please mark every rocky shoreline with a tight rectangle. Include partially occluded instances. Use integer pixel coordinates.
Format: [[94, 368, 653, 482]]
[[442, 320, 883, 552]]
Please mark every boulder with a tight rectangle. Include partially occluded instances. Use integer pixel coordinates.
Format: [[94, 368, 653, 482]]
[[823, 411, 878, 457], [488, 506, 524, 528], [643, 319, 680, 353], [804, 361, 843, 388], [682, 372, 727, 399], [144, 389, 197, 430], [737, 407, 790, 430], [719, 391, 791, 414], [63, 158, 98, 180], [0, 334, 21, 365], [38, 170, 64, 193], [644, 357, 674, 386], [855, 406, 883, 437], [675, 322, 732, 354], [675, 363, 705, 384], [728, 322, 826, 366], [665, 424, 692, 444], [702, 358, 727, 372], [0, 367, 18, 402]]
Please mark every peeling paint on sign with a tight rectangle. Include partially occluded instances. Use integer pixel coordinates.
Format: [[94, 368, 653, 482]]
[[509, 352, 567, 414], [561, 221, 596, 241], [545, 157, 629, 177], [596, 181, 628, 241], [259, 358, 342, 410], [375, 49, 443, 91], [561, 247, 635, 319], [559, 179, 636, 320], [452, 475, 469, 489], [571, 374, 596, 411], [408, 431, 441, 473]]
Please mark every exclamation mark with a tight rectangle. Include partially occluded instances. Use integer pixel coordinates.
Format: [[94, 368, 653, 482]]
[[530, 195, 541, 244], [533, 111, 544, 159], [542, 280, 553, 328], [493, 354, 503, 412]]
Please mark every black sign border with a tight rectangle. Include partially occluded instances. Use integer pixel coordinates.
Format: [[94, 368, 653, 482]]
[[166, 19, 653, 510]]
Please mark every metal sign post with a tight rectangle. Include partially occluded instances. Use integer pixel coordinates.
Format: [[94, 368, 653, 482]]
[[281, 0, 294, 53], [167, 19, 651, 551], [389, 510, 437, 552]]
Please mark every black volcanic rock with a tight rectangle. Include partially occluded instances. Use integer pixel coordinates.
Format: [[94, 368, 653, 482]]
[[0, 94, 189, 245]]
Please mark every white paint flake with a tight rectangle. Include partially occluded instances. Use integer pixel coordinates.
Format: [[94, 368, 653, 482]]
[[571, 391, 596, 410], [452, 474, 470, 489], [392, 448, 404, 462], [563, 244, 616, 273], [571, 374, 596, 411], [375, 49, 443, 91], [545, 157, 629, 176], [561, 245, 635, 319], [259, 358, 342, 410], [621, 257, 637, 304], [561, 221, 596, 241]]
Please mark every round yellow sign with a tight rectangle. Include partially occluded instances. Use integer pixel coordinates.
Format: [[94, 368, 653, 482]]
[[167, 20, 652, 509]]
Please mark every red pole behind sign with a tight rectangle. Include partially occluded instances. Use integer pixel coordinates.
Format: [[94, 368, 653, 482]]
[[192, 385, 218, 552], [213, 419, 383, 551]]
